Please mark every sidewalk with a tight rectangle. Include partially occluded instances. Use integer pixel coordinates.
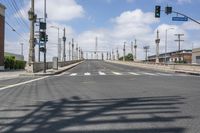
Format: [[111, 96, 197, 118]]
[[106, 60, 200, 76], [0, 61, 83, 79], [0, 70, 26, 80], [20, 61, 84, 76]]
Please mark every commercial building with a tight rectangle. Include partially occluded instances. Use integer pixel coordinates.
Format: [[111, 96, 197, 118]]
[[0, 3, 5, 70], [148, 50, 192, 63], [192, 48, 200, 64]]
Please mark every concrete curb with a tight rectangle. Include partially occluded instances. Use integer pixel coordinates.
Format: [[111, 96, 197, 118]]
[[106, 61, 200, 76], [20, 61, 84, 77], [175, 70, 200, 76]]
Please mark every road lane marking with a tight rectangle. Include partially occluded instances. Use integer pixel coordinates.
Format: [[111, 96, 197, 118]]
[[143, 72, 157, 76], [157, 73, 172, 76], [129, 72, 140, 75], [99, 71, 106, 75], [70, 73, 77, 76], [112, 72, 122, 75], [0, 76, 49, 91], [84, 72, 91, 76]]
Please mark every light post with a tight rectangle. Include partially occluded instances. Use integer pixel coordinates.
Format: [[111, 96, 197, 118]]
[[50, 26, 60, 61], [20, 43, 24, 56], [165, 28, 174, 64], [123, 42, 126, 62]]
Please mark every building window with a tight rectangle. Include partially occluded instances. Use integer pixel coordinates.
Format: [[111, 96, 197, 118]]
[[196, 56, 200, 59]]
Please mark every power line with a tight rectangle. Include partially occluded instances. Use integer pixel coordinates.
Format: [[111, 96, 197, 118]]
[[5, 21, 28, 42]]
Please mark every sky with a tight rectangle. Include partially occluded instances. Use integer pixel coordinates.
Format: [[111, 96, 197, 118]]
[[1, 0, 200, 61]]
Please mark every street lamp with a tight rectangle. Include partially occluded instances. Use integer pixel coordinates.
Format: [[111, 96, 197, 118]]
[[50, 26, 61, 61], [165, 27, 174, 64]]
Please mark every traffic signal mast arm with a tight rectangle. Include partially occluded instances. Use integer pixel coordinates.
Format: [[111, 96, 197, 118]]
[[171, 11, 200, 25]]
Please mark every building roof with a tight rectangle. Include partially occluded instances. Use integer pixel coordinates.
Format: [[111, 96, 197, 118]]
[[148, 49, 192, 58]]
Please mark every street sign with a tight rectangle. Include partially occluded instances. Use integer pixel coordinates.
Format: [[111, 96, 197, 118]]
[[172, 17, 188, 21]]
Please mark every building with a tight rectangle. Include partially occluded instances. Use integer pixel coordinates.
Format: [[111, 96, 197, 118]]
[[4, 52, 24, 61], [148, 50, 192, 63], [0, 3, 5, 70], [192, 48, 200, 64]]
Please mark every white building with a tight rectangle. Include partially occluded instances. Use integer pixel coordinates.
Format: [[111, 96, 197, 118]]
[[192, 48, 200, 64]]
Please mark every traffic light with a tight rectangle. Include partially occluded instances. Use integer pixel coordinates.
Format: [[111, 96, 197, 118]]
[[165, 6, 172, 15], [155, 5, 161, 18], [39, 31, 45, 42], [45, 34, 48, 42]]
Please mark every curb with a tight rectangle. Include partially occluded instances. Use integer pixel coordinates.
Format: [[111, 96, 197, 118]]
[[106, 61, 200, 76], [20, 61, 84, 77], [175, 70, 200, 76]]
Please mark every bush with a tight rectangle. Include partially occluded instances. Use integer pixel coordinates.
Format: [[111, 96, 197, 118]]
[[4, 56, 26, 70]]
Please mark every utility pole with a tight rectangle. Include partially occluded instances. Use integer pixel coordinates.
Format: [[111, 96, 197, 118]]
[[72, 38, 74, 60], [123, 42, 126, 61], [143, 46, 150, 62], [43, 0, 47, 73], [28, 0, 36, 72], [131, 41, 134, 61], [101, 53, 104, 60], [106, 52, 108, 60], [175, 34, 184, 62], [175, 34, 184, 51], [78, 47, 81, 60], [112, 50, 114, 60], [62, 28, 66, 61], [155, 30, 160, 63], [68, 42, 71, 61], [95, 37, 98, 60], [116, 48, 119, 60], [76, 43, 78, 60], [134, 39, 137, 61], [20, 43, 24, 56]]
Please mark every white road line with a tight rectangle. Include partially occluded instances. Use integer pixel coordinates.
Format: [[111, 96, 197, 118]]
[[0, 76, 49, 91], [143, 72, 157, 76], [70, 73, 77, 76], [129, 72, 140, 75], [157, 73, 172, 76], [112, 72, 122, 75], [84, 72, 91, 76], [99, 71, 106, 75]]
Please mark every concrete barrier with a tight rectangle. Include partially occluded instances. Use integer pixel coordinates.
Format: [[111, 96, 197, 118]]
[[26, 60, 82, 73], [106, 61, 200, 73], [169, 64, 200, 72]]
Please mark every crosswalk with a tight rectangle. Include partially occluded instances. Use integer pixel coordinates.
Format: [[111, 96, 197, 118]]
[[66, 71, 189, 77]]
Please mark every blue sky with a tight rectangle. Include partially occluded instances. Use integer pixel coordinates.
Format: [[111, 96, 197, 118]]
[[1, 0, 200, 60]]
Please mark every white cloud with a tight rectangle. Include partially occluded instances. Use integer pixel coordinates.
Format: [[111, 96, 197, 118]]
[[177, 0, 191, 4], [181, 21, 200, 30], [16, 0, 85, 22]]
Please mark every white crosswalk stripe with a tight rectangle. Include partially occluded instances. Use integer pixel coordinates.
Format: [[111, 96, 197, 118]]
[[142, 72, 157, 76], [84, 72, 91, 76], [129, 72, 140, 75], [66, 71, 188, 77], [112, 72, 122, 75], [157, 73, 172, 76], [99, 71, 106, 75], [70, 73, 77, 76]]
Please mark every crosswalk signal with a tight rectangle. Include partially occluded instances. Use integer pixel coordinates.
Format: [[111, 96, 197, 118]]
[[155, 5, 161, 18]]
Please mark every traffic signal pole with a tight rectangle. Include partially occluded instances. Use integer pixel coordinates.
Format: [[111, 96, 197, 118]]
[[43, 0, 47, 73]]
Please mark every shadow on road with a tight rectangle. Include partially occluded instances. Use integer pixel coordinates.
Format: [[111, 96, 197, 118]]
[[0, 96, 192, 133]]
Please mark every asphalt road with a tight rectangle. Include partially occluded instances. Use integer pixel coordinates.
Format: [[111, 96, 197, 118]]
[[0, 60, 200, 133]]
